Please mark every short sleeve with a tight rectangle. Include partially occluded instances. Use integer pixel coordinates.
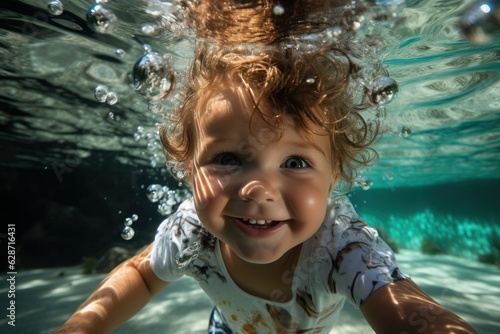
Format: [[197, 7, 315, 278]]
[[329, 201, 410, 307], [150, 198, 212, 282]]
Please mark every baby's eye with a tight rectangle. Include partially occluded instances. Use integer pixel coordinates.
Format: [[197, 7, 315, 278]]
[[213, 152, 241, 166], [281, 157, 309, 169]]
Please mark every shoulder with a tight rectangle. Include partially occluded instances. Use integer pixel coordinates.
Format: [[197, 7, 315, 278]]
[[319, 194, 409, 306], [150, 198, 217, 281]]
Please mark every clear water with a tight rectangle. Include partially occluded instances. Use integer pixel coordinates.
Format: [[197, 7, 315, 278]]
[[0, 0, 499, 333]]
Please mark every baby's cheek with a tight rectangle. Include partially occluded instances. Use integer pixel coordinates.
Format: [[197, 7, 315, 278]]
[[298, 181, 329, 205], [192, 170, 216, 205], [294, 183, 329, 218]]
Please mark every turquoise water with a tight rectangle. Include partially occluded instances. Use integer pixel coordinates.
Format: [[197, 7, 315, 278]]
[[0, 0, 499, 332]]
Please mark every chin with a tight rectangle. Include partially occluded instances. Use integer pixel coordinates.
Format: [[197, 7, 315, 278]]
[[233, 245, 288, 265]]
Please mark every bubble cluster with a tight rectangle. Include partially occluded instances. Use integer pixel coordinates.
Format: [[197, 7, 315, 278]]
[[145, 183, 190, 216], [120, 214, 138, 240], [133, 126, 167, 168], [459, 0, 500, 44], [157, 189, 183, 215], [47, 0, 63, 16], [86, 4, 118, 34], [132, 51, 176, 101], [368, 76, 399, 106], [94, 85, 118, 105]]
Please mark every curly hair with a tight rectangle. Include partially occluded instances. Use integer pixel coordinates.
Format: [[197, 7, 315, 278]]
[[159, 43, 379, 190], [159, 0, 381, 191], [178, 0, 346, 45]]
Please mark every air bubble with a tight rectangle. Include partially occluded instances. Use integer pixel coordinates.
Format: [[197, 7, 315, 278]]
[[398, 126, 412, 138], [115, 48, 126, 58], [148, 101, 162, 114], [331, 26, 343, 37], [47, 0, 63, 16], [356, 176, 373, 190], [272, 5, 285, 16], [368, 76, 398, 106], [147, 184, 165, 203], [131, 214, 138, 221], [157, 200, 173, 216], [121, 226, 135, 240], [141, 23, 157, 35], [106, 91, 118, 105], [94, 85, 109, 102], [176, 170, 186, 180], [86, 4, 118, 34], [459, 0, 500, 43], [124, 217, 133, 226], [133, 52, 176, 101]]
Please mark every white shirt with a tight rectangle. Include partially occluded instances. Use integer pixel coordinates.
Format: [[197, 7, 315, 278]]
[[151, 195, 409, 333]]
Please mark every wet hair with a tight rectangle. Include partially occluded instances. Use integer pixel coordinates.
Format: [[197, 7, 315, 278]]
[[159, 0, 380, 191], [178, 0, 346, 45]]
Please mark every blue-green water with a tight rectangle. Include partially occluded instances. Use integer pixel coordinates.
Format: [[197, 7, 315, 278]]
[[0, 0, 499, 333]]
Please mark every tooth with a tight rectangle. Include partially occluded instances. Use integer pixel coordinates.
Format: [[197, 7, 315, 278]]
[[242, 218, 249, 222], [249, 219, 257, 225], [256, 220, 266, 225], [265, 220, 272, 223]]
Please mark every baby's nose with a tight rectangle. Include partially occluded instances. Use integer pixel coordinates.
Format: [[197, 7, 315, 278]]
[[238, 179, 280, 203]]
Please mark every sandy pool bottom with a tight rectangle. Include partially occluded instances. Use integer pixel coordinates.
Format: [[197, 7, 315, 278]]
[[1, 249, 499, 334]]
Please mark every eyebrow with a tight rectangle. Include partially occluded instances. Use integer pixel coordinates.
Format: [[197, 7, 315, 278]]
[[288, 139, 328, 158], [196, 136, 234, 156]]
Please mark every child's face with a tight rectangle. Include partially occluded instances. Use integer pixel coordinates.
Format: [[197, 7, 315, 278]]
[[191, 87, 336, 265]]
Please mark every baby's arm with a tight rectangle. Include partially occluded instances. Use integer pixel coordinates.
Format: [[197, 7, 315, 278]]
[[360, 279, 478, 333], [53, 243, 169, 334]]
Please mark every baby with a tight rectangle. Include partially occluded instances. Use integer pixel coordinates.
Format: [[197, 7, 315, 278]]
[[55, 1, 478, 333]]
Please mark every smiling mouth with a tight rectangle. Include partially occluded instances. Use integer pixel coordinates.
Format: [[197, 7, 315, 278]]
[[237, 218, 282, 229]]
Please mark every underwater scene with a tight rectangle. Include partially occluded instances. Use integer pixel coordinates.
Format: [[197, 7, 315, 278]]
[[1, 0, 499, 333]]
